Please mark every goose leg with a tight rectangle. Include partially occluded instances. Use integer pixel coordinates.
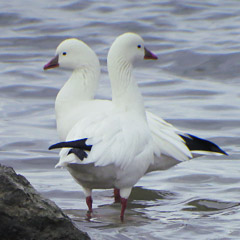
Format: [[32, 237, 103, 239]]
[[120, 197, 128, 222], [114, 188, 121, 203], [86, 196, 93, 212], [83, 188, 93, 213], [119, 187, 132, 222]]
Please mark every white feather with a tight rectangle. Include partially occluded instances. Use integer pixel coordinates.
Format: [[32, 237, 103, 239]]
[[147, 111, 192, 161]]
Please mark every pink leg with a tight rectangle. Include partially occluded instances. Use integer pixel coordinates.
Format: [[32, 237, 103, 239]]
[[120, 197, 128, 222], [114, 188, 121, 203], [86, 196, 93, 213]]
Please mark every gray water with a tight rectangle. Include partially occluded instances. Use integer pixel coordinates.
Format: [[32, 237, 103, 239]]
[[1, 0, 240, 239]]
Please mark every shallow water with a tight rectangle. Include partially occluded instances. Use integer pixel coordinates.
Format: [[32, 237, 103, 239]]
[[1, 0, 240, 239]]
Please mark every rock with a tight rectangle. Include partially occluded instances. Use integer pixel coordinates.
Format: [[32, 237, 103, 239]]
[[0, 164, 90, 240]]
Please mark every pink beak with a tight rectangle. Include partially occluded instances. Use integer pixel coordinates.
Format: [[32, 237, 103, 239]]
[[43, 55, 59, 70], [144, 47, 158, 60]]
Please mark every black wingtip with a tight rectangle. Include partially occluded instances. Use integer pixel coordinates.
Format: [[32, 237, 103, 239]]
[[48, 138, 92, 151], [49, 142, 67, 150], [68, 148, 88, 160], [49, 138, 92, 161], [180, 134, 228, 156]]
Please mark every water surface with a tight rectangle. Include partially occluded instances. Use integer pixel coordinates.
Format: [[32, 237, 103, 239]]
[[1, 0, 240, 239]]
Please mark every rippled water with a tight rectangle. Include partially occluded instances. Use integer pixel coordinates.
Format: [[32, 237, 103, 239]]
[[1, 0, 240, 239]]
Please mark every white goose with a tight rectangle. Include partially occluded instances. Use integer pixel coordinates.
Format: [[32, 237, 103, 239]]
[[49, 33, 158, 221], [44, 38, 111, 141]]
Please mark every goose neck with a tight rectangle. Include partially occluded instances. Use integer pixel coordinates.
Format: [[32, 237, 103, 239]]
[[108, 58, 145, 115], [57, 67, 99, 103]]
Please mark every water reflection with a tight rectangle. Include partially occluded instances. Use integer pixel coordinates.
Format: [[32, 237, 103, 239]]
[[184, 199, 240, 212], [63, 187, 176, 225]]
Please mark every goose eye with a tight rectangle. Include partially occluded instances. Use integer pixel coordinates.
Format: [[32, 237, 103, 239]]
[[137, 45, 141, 49], [62, 52, 67, 56]]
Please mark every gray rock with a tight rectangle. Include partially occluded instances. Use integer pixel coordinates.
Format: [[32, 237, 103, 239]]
[[0, 164, 90, 240]]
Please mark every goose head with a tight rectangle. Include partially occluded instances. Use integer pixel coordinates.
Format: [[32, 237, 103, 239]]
[[107, 32, 158, 65], [44, 38, 100, 71]]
